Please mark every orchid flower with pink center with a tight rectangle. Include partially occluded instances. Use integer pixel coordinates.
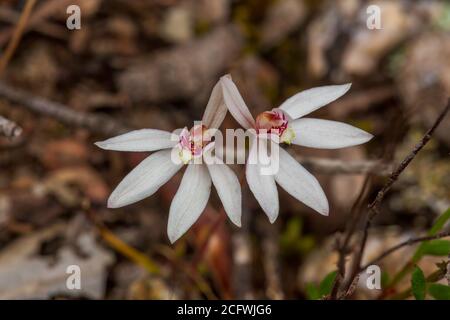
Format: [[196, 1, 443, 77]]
[[220, 75, 373, 222], [95, 78, 241, 243]]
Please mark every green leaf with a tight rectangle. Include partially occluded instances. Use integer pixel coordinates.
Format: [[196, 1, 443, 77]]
[[411, 266, 426, 300], [428, 284, 450, 300], [428, 208, 450, 236], [420, 240, 450, 257], [413, 208, 450, 262], [319, 270, 338, 297], [280, 217, 302, 252], [305, 283, 320, 300], [381, 271, 390, 287]]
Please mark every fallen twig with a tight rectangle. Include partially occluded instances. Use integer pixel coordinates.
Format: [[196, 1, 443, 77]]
[[0, 81, 129, 136], [0, 0, 37, 75], [0, 0, 74, 46], [0, 6, 66, 41]]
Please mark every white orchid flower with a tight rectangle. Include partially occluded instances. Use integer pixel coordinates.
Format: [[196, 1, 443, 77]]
[[95, 78, 241, 243], [220, 75, 373, 222]]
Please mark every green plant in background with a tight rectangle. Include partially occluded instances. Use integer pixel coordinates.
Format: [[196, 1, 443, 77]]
[[305, 270, 337, 300], [280, 217, 315, 256], [428, 284, 450, 300], [411, 266, 426, 300], [435, 2, 450, 31], [390, 208, 450, 300]]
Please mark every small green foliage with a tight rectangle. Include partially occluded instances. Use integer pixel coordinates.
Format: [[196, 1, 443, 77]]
[[428, 284, 450, 300], [428, 208, 450, 235], [304, 270, 337, 300], [318, 270, 338, 298], [413, 208, 450, 262], [411, 266, 426, 300], [388, 48, 406, 76], [420, 240, 450, 257], [381, 271, 390, 288], [435, 2, 450, 31], [280, 217, 315, 255], [305, 283, 320, 300]]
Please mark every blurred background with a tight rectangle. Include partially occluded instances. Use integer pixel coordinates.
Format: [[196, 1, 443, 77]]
[[0, 0, 449, 300]]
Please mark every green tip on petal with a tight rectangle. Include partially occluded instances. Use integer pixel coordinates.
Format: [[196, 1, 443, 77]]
[[178, 149, 192, 164], [281, 127, 296, 145]]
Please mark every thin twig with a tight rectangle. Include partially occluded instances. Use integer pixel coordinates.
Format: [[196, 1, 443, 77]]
[[338, 273, 360, 300], [0, 0, 37, 75], [0, 6, 66, 41], [368, 100, 450, 214], [341, 99, 450, 297], [331, 175, 373, 299], [0, 0, 75, 46], [0, 115, 22, 138], [360, 230, 450, 271], [0, 81, 129, 136]]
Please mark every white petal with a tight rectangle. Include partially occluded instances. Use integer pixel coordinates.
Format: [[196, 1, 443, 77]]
[[95, 129, 177, 152], [275, 147, 329, 216], [279, 84, 352, 119], [168, 164, 211, 243], [207, 160, 242, 227], [108, 149, 182, 208], [220, 74, 256, 129], [290, 118, 373, 149], [246, 138, 279, 222], [202, 79, 228, 129]]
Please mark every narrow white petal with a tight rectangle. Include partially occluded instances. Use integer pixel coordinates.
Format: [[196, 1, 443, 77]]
[[95, 129, 177, 152], [207, 160, 242, 227], [290, 118, 373, 149], [279, 84, 352, 119], [275, 147, 329, 216], [202, 79, 228, 129], [108, 149, 182, 208], [168, 164, 211, 243], [246, 138, 279, 222], [220, 75, 256, 129]]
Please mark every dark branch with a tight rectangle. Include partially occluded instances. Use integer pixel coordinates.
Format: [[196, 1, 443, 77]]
[[0, 81, 129, 136], [360, 230, 450, 272]]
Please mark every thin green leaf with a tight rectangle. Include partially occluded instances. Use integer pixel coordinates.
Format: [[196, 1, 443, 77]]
[[305, 283, 320, 300], [381, 271, 390, 287], [411, 266, 426, 300], [413, 208, 450, 262], [428, 208, 450, 235], [420, 240, 450, 257], [319, 270, 338, 297], [428, 283, 450, 300]]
